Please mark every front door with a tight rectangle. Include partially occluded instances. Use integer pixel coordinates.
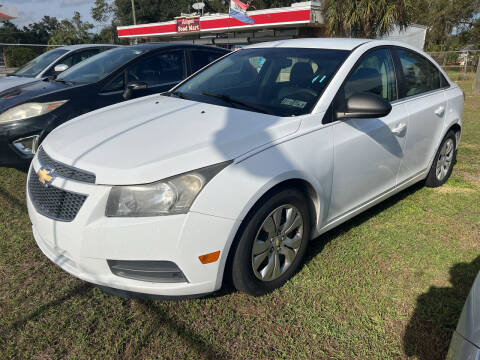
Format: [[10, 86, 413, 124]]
[[126, 49, 188, 97], [328, 48, 408, 221]]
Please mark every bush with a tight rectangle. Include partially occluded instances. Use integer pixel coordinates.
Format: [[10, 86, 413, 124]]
[[3, 47, 40, 68]]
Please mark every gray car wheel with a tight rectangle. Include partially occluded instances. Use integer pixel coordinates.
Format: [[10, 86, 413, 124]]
[[425, 130, 457, 187], [231, 187, 311, 296]]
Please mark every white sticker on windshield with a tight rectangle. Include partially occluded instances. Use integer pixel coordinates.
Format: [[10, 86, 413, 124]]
[[281, 98, 307, 108]]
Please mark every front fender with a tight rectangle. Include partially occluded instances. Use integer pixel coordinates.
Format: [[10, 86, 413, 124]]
[[190, 127, 334, 288]]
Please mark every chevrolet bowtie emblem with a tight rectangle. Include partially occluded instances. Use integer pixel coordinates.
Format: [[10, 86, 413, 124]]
[[37, 167, 54, 186]]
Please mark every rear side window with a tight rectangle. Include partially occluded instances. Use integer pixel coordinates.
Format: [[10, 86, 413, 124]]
[[396, 49, 442, 97], [344, 48, 397, 102], [61, 49, 102, 67], [190, 50, 224, 73]]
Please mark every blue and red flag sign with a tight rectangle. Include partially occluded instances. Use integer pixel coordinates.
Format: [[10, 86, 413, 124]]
[[229, 0, 254, 25]]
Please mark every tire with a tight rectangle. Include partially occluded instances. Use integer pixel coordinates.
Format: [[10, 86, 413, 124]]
[[425, 130, 457, 187], [231, 188, 311, 296]]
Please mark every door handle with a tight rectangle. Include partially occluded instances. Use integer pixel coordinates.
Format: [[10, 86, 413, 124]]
[[435, 106, 445, 117], [391, 122, 407, 135]]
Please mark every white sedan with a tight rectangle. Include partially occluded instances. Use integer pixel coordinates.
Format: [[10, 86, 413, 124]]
[[27, 38, 464, 298]]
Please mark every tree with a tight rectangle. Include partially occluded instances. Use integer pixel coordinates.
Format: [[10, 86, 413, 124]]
[[411, 0, 480, 51], [322, 0, 413, 38], [22, 16, 60, 44], [0, 21, 24, 43], [91, 0, 115, 24], [48, 11, 94, 45], [91, 0, 125, 43]]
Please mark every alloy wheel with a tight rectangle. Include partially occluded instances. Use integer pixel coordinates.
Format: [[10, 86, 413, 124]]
[[436, 138, 454, 181], [251, 204, 304, 282]]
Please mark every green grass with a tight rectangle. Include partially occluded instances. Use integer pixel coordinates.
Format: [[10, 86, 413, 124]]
[[1, 81, 479, 360]]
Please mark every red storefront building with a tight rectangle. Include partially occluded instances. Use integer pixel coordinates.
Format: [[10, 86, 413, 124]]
[[117, 1, 325, 48], [116, 1, 426, 49]]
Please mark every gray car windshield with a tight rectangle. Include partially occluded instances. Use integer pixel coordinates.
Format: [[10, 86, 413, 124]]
[[57, 48, 146, 85], [172, 48, 349, 117], [13, 48, 68, 78]]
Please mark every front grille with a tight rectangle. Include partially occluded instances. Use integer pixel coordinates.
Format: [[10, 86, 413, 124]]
[[28, 170, 87, 222], [37, 147, 96, 184]]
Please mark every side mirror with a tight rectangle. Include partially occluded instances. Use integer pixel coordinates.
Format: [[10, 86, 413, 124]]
[[54, 64, 69, 74], [336, 92, 392, 120], [123, 81, 148, 100]]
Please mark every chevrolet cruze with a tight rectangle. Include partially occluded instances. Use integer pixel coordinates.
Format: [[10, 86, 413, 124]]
[[27, 39, 464, 297]]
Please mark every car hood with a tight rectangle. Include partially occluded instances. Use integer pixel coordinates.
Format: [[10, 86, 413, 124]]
[[456, 271, 480, 347], [0, 76, 38, 93], [42, 94, 302, 185], [0, 79, 71, 111]]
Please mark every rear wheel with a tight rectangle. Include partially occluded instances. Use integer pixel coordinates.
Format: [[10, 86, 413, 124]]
[[231, 188, 311, 296], [425, 130, 456, 187]]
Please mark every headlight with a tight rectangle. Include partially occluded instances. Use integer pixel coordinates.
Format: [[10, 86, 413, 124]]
[[106, 161, 232, 217], [0, 101, 68, 124]]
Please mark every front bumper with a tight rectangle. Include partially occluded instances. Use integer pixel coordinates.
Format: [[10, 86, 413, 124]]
[[27, 157, 241, 297], [447, 331, 480, 360], [0, 115, 51, 165]]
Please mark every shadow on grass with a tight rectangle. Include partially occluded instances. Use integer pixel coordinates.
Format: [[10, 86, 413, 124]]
[[0, 163, 29, 173], [138, 300, 229, 360], [305, 181, 425, 263], [9, 282, 92, 331], [403, 256, 480, 360], [0, 186, 27, 211]]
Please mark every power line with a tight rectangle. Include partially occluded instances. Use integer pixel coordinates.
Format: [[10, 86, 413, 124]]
[[0, 43, 64, 47]]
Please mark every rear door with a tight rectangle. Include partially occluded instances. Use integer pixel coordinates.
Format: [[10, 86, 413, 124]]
[[393, 48, 449, 183], [328, 48, 408, 221]]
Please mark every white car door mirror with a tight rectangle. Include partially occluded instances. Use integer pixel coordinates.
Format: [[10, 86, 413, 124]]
[[54, 64, 69, 74], [337, 92, 392, 120]]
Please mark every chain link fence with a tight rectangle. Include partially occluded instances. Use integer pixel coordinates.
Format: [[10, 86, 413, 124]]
[[428, 50, 480, 84]]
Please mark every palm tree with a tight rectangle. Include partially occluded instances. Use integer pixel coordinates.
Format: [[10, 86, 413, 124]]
[[322, 0, 413, 38]]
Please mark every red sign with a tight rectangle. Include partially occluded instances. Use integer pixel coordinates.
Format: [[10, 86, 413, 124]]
[[176, 17, 201, 33]]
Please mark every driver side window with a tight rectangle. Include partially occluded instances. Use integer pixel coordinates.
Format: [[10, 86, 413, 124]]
[[127, 50, 186, 86], [344, 49, 397, 102]]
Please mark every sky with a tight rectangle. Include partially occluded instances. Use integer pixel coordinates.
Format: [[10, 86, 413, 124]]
[[2, 0, 97, 29]]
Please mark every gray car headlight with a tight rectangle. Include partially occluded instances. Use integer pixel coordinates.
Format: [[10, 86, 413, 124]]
[[105, 161, 232, 217], [0, 101, 68, 124]]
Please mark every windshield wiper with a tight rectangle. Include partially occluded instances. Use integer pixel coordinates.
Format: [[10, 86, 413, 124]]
[[169, 90, 189, 100], [201, 91, 273, 115]]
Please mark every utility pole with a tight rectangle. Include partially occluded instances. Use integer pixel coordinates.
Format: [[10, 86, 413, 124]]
[[131, 0, 136, 25], [474, 52, 480, 96], [131, 0, 137, 45]]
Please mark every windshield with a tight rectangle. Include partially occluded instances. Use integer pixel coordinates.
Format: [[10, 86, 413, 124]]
[[13, 48, 68, 78], [173, 48, 349, 117], [57, 47, 146, 85]]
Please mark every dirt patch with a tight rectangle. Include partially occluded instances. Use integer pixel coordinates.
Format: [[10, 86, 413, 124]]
[[457, 171, 480, 187], [433, 186, 475, 194]]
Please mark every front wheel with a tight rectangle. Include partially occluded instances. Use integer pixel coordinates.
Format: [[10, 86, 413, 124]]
[[425, 130, 457, 187], [231, 188, 311, 296]]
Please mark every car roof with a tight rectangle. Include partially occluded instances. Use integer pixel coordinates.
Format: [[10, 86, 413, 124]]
[[246, 38, 372, 51], [58, 44, 119, 51]]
